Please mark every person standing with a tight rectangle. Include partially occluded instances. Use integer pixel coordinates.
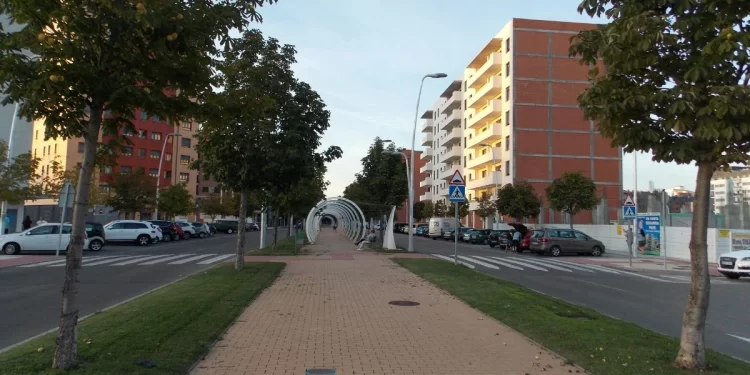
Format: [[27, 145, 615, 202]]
[[36, 216, 47, 226], [22, 216, 32, 230], [511, 229, 522, 253]]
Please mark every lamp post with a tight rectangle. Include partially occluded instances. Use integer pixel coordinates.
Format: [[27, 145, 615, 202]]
[[407, 73, 447, 252], [384, 150, 412, 230], [0, 103, 20, 235], [479, 143, 498, 229], [153, 132, 181, 220]]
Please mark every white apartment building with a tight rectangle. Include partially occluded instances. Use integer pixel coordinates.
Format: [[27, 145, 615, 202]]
[[711, 167, 750, 212]]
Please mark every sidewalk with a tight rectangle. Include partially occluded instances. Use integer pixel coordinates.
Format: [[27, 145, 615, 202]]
[[192, 230, 581, 375]]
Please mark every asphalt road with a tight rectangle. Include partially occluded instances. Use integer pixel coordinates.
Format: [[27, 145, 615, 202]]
[[394, 233, 750, 362], [0, 230, 279, 350]]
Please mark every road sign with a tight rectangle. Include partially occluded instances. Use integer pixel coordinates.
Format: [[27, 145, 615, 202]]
[[449, 170, 465, 185], [58, 181, 74, 208], [448, 185, 466, 203], [622, 205, 636, 219], [623, 195, 635, 206]]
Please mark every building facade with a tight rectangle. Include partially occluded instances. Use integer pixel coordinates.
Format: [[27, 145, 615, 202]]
[[420, 18, 622, 228], [395, 150, 429, 223]]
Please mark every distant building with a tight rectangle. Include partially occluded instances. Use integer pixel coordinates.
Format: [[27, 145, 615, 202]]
[[395, 149, 428, 224]]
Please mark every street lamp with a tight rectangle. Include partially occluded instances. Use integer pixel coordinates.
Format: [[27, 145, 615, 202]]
[[384, 149, 412, 195], [407, 72, 447, 252], [480, 143, 499, 229], [153, 132, 182, 220]]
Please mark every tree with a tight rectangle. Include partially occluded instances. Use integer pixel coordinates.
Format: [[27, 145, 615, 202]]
[[43, 157, 107, 205], [0, 140, 41, 203], [570, 0, 750, 368], [106, 170, 156, 217], [0, 0, 278, 368], [475, 194, 497, 228], [422, 200, 435, 219], [496, 183, 541, 221], [434, 200, 448, 218], [158, 183, 193, 220], [413, 201, 426, 221], [200, 194, 224, 221], [545, 171, 598, 228]]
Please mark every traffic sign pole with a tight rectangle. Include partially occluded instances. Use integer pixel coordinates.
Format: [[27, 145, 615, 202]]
[[454, 201, 458, 265], [448, 169, 466, 266]]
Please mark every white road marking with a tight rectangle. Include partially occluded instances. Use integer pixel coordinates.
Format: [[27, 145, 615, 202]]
[[506, 257, 573, 272], [111, 255, 173, 266], [468, 255, 525, 270], [486, 256, 547, 271], [168, 254, 216, 264], [138, 254, 194, 265], [457, 255, 500, 270], [44, 255, 120, 267], [19, 259, 68, 267], [531, 259, 596, 273], [431, 254, 475, 269], [728, 334, 750, 344], [196, 254, 234, 265], [83, 256, 133, 266]]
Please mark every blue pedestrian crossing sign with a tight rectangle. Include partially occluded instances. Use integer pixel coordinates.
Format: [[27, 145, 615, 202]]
[[448, 185, 466, 203], [622, 205, 636, 219]]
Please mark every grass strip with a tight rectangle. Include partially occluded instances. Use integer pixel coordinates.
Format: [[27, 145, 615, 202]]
[[247, 235, 302, 256], [393, 258, 749, 375], [0, 262, 285, 375]]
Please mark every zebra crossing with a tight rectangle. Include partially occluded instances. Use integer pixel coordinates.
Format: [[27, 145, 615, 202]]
[[18, 253, 235, 268], [429, 254, 728, 284]]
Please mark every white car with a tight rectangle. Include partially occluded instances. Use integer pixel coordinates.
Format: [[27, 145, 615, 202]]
[[1, 223, 90, 255], [175, 222, 197, 237], [103, 220, 158, 246], [147, 223, 163, 243], [717, 250, 750, 279]]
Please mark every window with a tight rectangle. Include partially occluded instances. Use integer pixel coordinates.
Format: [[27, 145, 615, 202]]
[[137, 148, 146, 158], [505, 111, 510, 126], [180, 155, 191, 165], [78, 142, 86, 153], [165, 171, 172, 179], [35, 130, 38, 140], [505, 136, 509, 151], [505, 62, 510, 77], [149, 169, 159, 177], [202, 186, 209, 193], [505, 87, 509, 101], [29, 225, 56, 235], [505, 161, 510, 176], [213, 187, 221, 193], [181, 122, 192, 131], [120, 166, 132, 174], [150, 150, 161, 159], [102, 166, 112, 175], [122, 146, 133, 156], [506, 38, 510, 52], [138, 130, 147, 139], [179, 172, 189, 182], [43, 147, 46, 156], [123, 128, 134, 137], [125, 222, 149, 229], [181, 138, 191, 148], [140, 111, 148, 120], [153, 114, 160, 122], [165, 153, 172, 161], [54, 144, 57, 154], [99, 184, 111, 192], [61, 225, 72, 234], [151, 132, 162, 141], [573, 231, 589, 240]]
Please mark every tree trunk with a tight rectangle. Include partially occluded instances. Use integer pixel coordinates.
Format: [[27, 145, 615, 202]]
[[235, 190, 247, 271], [674, 161, 714, 369], [53, 109, 102, 369], [272, 218, 278, 250], [569, 213, 574, 229]]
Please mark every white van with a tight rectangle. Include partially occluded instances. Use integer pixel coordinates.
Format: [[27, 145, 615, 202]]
[[428, 217, 454, 240]]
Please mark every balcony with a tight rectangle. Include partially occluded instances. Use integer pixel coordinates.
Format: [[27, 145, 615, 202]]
[[466, 122, 503, 149], [421, 133, 434, 146], [420, 148, 432, 159], [467, 76, 503, 109], [440, 109, 463, 131], [467, 99, 502, 129], [420, 192, 433, 201], [440, 91, 463, 114], [469, 201, 480, 211], [439, 126, 462, 147], [420, 161, 433, 174], [420, 177, 433, 188], [438, 186, 449, 198], [443, 147, 462, 162], [466, 147, 501, 169], [421, 119, 434, 133], [467, 171, 501, 191], [467, 53, 502, 90]]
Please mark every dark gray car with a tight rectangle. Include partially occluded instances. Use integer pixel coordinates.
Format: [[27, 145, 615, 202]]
[[529, 228, 605, 257]]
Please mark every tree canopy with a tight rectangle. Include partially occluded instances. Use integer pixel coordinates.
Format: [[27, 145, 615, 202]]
[[421, 201, 435, 219], [474, 194, 497, 225], [0, 140, 40, 204], [106, 170, 156, 216], [495, 183, 541, 221], [545, 171, 598, 228], [157, 183, 193, 219]]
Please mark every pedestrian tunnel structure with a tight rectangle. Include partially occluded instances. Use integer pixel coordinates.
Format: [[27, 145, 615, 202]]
[[305, 197, 367, 244]]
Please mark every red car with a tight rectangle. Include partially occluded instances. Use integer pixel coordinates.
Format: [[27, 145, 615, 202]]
[[507, 222, 533, 252]]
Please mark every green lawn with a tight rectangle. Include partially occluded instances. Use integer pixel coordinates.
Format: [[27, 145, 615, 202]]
[[0, 263, 285, 375], [394, 258, 750, 375], [246, 235, 303, 256]]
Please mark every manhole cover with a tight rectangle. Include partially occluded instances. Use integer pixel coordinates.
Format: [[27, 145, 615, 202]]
[[389, 300, 420, 306], [306, 369, 336, 375]]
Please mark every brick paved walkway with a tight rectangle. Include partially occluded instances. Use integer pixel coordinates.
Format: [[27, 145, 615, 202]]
[[192, 230, 581, 375]]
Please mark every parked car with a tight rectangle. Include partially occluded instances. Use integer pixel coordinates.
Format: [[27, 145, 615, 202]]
[[443, 227, 472, 241], [487, 229, 510, 248], [191, 222, 210, 238], [528, 228, 605, 257], [429, 217, 454, 240], [213, 220, 241, 234], [717, 249, 750, 279], [469, 229, 492, 244], [104, 220, 159, 246], [1, 223, 90, 255], [506, 222, 535, 252], [146, 220, 180, 242], [85, 222, 105, 251], [247, 222, 260, 231], [175, 221, 197, 237], [172, 223, 187, 240], [415, 224, 429, 236], [207, 223, 217, 235], [461, 229, 476, 242], [149, 223, 163, 243]]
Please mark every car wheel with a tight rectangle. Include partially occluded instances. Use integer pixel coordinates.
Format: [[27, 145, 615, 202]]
[[227, 228, 234, 234], [723, 273, 741, 280], [550, 246, 562, 257], [88, 239, 103, 252], [199, 232, 206, 239], [2, 242, 20, 255], [489, 243, 496, 248], [137, 235, 150, 246], [162, 234, 171, 242], [591, 246, 603, 257], [172, 234, 180, 241]]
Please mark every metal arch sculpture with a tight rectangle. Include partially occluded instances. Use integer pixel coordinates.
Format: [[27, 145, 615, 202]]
[[305, 197, 367, 244]]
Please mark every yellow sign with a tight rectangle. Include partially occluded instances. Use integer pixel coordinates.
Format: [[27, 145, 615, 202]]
[[719, 229, 730, 238], [617, 225, 623, 236]]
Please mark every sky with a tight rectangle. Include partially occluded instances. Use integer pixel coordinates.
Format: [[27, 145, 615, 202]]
[[253, 0, 699, 197]]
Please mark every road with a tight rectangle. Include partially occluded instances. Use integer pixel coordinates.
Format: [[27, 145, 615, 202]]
[[394, 233, 750, 362], [0, 230, 279, 350]]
